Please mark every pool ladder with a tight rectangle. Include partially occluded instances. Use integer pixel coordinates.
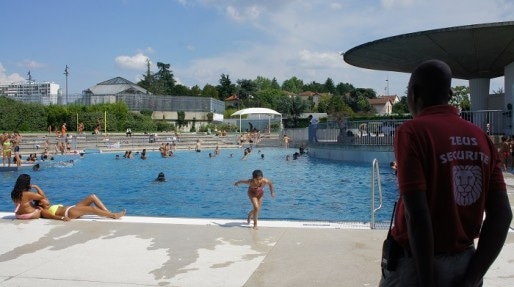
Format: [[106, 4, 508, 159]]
[[371, 158, 383, 229]]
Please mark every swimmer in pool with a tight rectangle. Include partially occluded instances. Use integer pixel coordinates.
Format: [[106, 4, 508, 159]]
[[37, 194, 126, 221], [11, 174, 46, 219], [156, 172, 166, 182], [234, 169, 275, 230]]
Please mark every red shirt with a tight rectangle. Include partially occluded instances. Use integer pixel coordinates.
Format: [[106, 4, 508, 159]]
[[391, 105, 506, 254]]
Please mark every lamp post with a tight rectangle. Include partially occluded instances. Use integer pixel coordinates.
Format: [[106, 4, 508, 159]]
[[385, 77, 389, 96], [64, 65, 69, 105]]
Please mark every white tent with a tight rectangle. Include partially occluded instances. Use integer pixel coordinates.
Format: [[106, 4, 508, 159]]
[[231, 108, 282, 133]]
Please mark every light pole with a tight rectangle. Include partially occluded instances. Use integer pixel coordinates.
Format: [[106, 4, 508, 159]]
[[64, 65, 69, 105], [385, 77, 389, 96]]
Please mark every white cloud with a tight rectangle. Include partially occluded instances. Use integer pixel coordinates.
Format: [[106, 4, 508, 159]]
[[175, 0, 514, 96], [17, 59, 46, 69], [139, 47, 154, 54], [0, 63, 26, 84], [380, 0, 415, 9], [297, 50, 342, 69], [225, 6, 241, 21], [225, 5, 262, 22], [115, 52, 150, 70]]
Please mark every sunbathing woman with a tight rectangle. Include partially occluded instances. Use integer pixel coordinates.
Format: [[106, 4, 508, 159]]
[[11, 174, 46, 219], [37, 194, 126, 221]]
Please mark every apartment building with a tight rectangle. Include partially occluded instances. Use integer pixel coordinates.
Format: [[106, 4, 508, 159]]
[[0, 81, 61, 105]]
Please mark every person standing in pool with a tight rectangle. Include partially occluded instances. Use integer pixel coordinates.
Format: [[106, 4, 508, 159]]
[[195, 139, 201, 152], [61, 122, 67, 138], [234, 169, 275, 230], [282, 134, 290, 148], [2, 132, 12, 167], [13, 131, 22, 167]]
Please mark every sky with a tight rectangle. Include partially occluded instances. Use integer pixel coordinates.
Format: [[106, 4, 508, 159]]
[[1, 0, 513, 97]]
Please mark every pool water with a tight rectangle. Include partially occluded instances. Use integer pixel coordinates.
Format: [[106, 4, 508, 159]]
[[1, 148, 399, 222]]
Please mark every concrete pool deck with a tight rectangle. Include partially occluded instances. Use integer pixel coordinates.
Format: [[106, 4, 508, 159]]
[[1, 177, 513, 287]]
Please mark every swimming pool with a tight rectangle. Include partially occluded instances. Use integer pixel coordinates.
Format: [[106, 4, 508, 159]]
[[0, 148, 398, 223]]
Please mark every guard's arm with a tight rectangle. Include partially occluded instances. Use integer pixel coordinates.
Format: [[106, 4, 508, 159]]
[[403, 191, 434, 287], [461, 191, 512, 286]]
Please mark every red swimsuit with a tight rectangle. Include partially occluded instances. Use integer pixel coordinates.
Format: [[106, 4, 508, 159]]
[[249, 185, 264, 198]]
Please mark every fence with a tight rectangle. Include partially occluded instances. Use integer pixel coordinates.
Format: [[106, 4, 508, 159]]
[[313, 110, 505, 145], [77, 94, 226, 113]]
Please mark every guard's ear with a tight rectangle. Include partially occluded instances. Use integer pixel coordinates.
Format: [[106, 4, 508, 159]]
[[411, 84, 422, 101], [448, 89, 454, 101]]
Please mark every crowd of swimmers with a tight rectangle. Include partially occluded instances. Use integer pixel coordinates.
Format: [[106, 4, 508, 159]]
[[1, 129, 82, 169]]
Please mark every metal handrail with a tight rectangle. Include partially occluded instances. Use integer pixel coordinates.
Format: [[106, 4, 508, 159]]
[[371, 158, 383, 229]]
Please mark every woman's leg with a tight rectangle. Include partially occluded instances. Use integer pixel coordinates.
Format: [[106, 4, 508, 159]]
[[67, 206, 125, 219], [3, 151, 9, 166], [15, 152, 21, 167], [248, 196, 261, 229], [247, 210, 253, 224], [75, 194, 109, 211]]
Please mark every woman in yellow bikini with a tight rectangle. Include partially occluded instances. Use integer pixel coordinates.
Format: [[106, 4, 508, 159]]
[[234, 169, 275, 229], [37, 194, 126, 221], [11, 174, 46, 219], [2, 132, 12, 167]]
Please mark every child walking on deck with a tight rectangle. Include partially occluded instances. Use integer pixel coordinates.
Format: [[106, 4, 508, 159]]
[[234, 170, 275, 229]]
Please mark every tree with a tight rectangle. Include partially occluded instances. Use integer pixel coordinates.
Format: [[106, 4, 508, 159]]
[[316, 94, 332, 113], [254, 76, 273, 91], [176, 111, 187, 129], [270, 77, 281, 90], [190, 85, 202, 97], [392, 97, 409, 115], [451, 85, 471, 111], [171, 84, 192, 96], [154, 62, 176, 95], [289, 96, 308, 127], [47, 104, 71, 131], [137, 58, 153, 94], [324, 78, 336, 95], [346, 88, 376, 113], [303, 81, 324, 93], [282, 76, 303, 94], [328, 95, 352, 116], [255, 88, 285, 108], [277, 95, 307, 127], [356, 95, 374, 114], [202, 84, 219, 99], [335, 82, 354, 96], [236, 78, 257, 101], [217, 74, 236, 100]]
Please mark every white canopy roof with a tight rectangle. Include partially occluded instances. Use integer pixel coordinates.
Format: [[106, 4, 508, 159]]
[[230, 107, 281, 117], [230, 108, 282, 133]]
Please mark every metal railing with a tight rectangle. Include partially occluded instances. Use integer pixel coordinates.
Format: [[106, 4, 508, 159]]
[[371, 158, 383, 229], [314, 110, 506, 145], [460, 110, 505, 135], [315, 119, 404, 145]]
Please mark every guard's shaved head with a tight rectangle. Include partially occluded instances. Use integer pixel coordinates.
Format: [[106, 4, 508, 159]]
[[407, 59, 453, 117]]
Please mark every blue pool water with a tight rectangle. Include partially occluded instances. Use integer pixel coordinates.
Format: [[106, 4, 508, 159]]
[[1, 148, 398, 222]]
